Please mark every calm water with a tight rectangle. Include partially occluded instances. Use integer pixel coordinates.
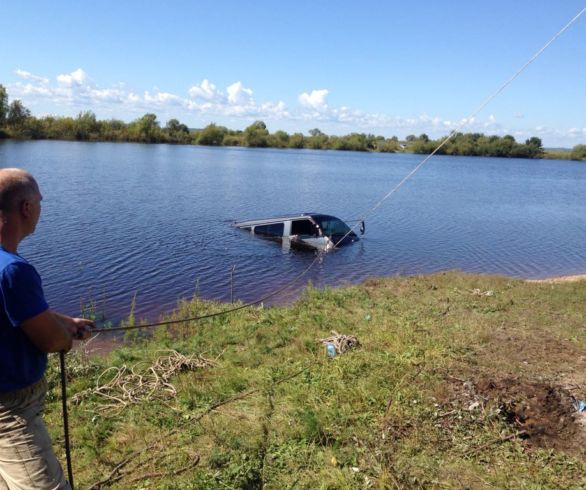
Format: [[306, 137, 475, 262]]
[[1, 140, 585, 321]]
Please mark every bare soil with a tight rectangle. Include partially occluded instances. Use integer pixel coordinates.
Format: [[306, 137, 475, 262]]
[[478, 377, 584, 452], [443, 320, 586, 456]]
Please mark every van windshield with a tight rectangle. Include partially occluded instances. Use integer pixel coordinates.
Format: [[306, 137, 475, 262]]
[[313, 216, 354, 237]]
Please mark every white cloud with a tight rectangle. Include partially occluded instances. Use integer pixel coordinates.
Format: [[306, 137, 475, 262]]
[[188, 79, 223, 101], [5, 67, 584, 146], [12, 82, 52, 97], [568, 127, 586, 138], [298, 89, 328, 110], [88, 87, 127, 103], [186, 80, 285, 118], [57, 68, 89, 87], [259, 101, 289, 119], [15, 69, 49, 85], [144, 91, 183, 106], [127, 93, 141, 104], [227, 81, 253, 105]]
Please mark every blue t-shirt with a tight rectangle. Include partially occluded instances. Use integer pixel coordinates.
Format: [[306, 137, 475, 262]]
[[0, 247, 49, 391]]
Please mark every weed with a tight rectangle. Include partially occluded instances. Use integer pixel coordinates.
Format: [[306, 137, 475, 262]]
[[46, 272, 586, 488]]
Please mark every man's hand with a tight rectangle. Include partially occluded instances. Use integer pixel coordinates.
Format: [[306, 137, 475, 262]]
[[22, 311, 95, 353], [53, 313, 94, 341], [68, 317, 94, 340]]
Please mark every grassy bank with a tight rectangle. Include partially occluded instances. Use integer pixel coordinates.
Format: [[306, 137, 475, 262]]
[[45, 272, 586, 488]]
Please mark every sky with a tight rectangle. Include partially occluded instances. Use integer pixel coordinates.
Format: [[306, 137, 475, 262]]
[[1, 1, 585, 147]]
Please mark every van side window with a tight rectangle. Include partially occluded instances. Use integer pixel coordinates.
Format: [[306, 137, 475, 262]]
[[254, 223, 284, 237], [291, 219, 317, 236]]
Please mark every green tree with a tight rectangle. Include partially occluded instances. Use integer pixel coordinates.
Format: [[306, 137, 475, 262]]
[[0, 84, 8, 126], [6, 100, 31, 132], [101, 119, 126, 141], [222, 130, 244, 146], [129, 113, 161, 142], [309, 128, 325, 137], [570, 144, 586, 161], [306, 128, 329, 149], [197, 123, 226, 146], [288, 133, 305, 149], [73, 111, 99, 140], [269, 130, 290, 148], [409, 134, 436, 154], [165, 118, 189, 138], [524, 137, 543, 158], [377, 137, 399, 153], [244, 120, 269, 147], [22, 117, 43, 139]]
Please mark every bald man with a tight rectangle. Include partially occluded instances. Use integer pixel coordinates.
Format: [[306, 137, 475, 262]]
[[0, 169, 93, 490]]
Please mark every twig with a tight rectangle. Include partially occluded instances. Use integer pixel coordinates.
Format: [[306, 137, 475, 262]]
[[89, 367, 308, 488], [385, 364, 424, 416], [123, 455, 200, 485], [437, 410, 458, 418], [469, 430, 527, 455]]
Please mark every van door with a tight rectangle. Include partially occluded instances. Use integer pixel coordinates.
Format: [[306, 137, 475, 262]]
[[290, 219, 319, 237]]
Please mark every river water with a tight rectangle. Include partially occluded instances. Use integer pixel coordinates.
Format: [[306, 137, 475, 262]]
[[1, 140, 585, 321]]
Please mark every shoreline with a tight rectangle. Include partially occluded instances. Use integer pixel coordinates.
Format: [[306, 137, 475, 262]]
[[93, 271, 586, 326], [86, 271, 586, 349], [2, 136, 584, 162], [525, 273, 586, 284]]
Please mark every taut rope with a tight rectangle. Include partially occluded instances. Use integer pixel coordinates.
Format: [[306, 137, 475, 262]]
[[59, 7, 586, 487]]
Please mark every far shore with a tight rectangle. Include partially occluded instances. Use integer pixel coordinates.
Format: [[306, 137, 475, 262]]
[[526, 273, 586, 284]]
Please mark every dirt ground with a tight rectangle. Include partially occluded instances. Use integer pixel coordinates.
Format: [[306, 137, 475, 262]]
[[443, 324, 586, 456]]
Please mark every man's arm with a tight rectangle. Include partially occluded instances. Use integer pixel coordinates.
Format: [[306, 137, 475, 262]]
[[20, 310, 73, 353], [20, 311, 93, 353]]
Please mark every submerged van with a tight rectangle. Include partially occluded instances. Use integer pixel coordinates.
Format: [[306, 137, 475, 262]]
[[233, 213, 364, 251]]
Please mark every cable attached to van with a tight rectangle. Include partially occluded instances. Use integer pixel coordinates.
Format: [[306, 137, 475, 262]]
[[59, 7, 586, 487]]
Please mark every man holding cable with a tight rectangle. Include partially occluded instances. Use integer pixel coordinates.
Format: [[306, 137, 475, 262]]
[[0, 168, 93, 489]]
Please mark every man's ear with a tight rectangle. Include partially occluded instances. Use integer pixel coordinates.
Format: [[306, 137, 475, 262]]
[[20, 198, 32, 218]]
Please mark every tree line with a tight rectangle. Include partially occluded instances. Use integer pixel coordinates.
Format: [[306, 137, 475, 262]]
[[406, 132, 546, 159], [1, 84, 585, 160]]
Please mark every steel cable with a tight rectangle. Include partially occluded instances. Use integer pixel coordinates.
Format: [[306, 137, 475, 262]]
[[60, 9, 586, 488], [91, 7, 585, 334]]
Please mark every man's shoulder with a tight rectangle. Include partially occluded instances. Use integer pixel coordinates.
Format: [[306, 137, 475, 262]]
[[0, 250, 34, 278]]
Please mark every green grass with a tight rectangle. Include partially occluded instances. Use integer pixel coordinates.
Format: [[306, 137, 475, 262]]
[[44, 272, 586, 488]]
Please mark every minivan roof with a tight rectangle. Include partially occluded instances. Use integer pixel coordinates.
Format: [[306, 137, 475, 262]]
[[234, 213, 338, 228]]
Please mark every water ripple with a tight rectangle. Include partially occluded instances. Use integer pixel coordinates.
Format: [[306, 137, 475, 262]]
[[2, 141, 586, 321]]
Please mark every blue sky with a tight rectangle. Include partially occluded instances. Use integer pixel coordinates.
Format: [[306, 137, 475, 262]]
[[2, 1, 585, 147]]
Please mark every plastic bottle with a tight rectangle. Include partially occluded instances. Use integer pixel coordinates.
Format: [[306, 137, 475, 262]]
[[326, 343, 337, 358]]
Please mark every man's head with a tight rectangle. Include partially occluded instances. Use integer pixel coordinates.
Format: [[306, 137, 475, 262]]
[[0, 168, 42, 239]]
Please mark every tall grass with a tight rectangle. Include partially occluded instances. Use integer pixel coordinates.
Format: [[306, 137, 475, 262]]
[[44, 272, 586, 488]]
